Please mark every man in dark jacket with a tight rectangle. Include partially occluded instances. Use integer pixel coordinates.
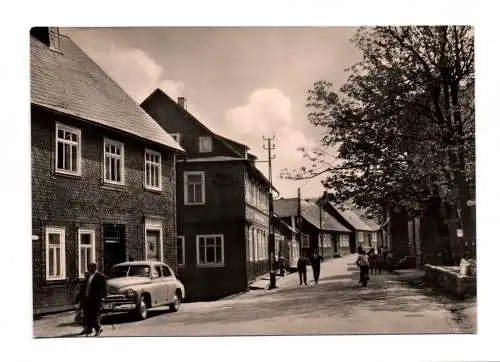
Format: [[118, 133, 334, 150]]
[[75, 262, 107, 336], [297, 252, 308, 286], [310, 250, 323, 284]]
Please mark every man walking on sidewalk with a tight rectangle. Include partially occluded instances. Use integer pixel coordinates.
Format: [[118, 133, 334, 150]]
[[310, 250, 323, 284], [75, 262, 107, 336], [297, 252, 308, 286]]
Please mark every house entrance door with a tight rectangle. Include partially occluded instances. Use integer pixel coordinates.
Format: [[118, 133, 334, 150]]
[[146, 229, 161, 261], [103, 224, 126, 276]]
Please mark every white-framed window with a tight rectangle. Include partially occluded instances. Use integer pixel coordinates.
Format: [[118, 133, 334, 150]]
[[247, 226, 254, 261], [252, 227, 257, 261], [145, 149, 162, 191], [302, 234, 310, 248], [357, 232, 364, 243], [338, 233, 349, 248], [78, 229, 96, 278], [249, 183, 255, 206], [245, 174, 251, 203], [145, 218, 163, 262], [196, 235, 224, 266], [177, 236, 185, 266], [256, 229, 260, 260], [259, 230, 264, 260], [371, 232, 377, 244], [55, 123, 81, 176], [198, 136, 213, 153], [103, 138, 125, 185], [170, 133, 182, 145], [184, 171, 205, 205], [45, 227, 66, 280]]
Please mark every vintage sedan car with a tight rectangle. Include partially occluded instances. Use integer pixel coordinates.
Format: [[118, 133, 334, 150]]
[[102, 261, 185, 320]]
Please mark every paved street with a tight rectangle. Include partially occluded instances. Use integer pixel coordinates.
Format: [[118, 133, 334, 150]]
[[34, 254, 476, 337]]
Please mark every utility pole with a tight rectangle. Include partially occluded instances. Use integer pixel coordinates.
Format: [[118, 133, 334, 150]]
[[319, 200, 323, 258], [297, 188, 302, 253], [263, 136, 277, 289]]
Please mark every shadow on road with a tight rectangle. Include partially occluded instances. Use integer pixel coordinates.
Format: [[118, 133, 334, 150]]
[[101, 308, 171, 325]]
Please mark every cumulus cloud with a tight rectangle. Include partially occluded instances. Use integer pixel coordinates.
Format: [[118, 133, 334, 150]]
[[77, 38, 323, 197], [223, 88, 319, 197], [82, 43, 184, 104], [224, 88, 292, 137]]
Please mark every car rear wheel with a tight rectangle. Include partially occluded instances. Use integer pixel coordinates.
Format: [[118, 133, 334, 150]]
[[169, 290, 182, 312], [135, 295, 148, 320]]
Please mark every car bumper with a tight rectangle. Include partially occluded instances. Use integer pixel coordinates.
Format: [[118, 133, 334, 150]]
[[102, 302, 137, 313], [102, 294, 137, 313]]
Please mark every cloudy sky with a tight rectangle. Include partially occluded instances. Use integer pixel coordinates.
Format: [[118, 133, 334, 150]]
[[61, 27, 361, 198]]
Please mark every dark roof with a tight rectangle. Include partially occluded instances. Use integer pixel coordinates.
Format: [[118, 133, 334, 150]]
[[274, 198, 351, 233], [328, 202, 378, 232], [219, 135, 249, 151], [141, 89, 242, 155], [31, 32, 183, 151], [273, 215, 298, 235]]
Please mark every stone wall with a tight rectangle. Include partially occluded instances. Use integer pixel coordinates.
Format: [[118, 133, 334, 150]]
[[424, 264, 476, 298]]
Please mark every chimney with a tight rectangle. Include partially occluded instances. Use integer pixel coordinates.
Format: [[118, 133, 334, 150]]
[[177, 97, 186, 109], [30, 27, 61, 52]]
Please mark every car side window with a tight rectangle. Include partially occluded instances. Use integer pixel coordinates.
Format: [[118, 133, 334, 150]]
[[161, 266, 172, 277], [152, 265, 161, 278]]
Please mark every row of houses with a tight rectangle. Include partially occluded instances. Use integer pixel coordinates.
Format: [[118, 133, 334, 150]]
[[31, 28, 382, 314]]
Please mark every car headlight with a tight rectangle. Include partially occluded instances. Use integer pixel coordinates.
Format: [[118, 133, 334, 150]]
[[124, 289, 136, 298]]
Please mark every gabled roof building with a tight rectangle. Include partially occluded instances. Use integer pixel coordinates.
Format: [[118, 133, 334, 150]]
[[31, 27, 181, 314]]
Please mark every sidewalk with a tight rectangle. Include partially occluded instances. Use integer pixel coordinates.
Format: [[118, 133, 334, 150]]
[[248, 271, 291, 290], [33, 310, 79, 338], [393, 268, 426, 280], [247, 254, 359, 290]]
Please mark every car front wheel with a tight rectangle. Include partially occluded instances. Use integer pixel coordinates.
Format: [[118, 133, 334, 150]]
[[169, 290, 182, 312], [135, 295, 148, 320]]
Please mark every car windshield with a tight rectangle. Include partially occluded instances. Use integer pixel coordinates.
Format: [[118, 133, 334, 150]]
[[110, 265, 151, 278]]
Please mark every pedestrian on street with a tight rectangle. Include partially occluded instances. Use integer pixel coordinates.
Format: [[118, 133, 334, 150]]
[[376, 248, 384, 274], [278, 252, 286, 277], [74, 262, 107, 336], [310, 250, 323, 284], [356, 247, 370, 287], [368, 248, 377, 275], [297, 252, 308, 286], [386, 250, 394, 274]]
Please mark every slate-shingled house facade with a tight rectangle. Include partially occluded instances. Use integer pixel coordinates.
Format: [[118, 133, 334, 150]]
[[141, 89, 278, 301], [31, 28, 183, 314]]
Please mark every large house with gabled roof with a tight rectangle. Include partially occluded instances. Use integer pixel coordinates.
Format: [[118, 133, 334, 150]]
[[30, 27, 183, 314], [141, 89, 280, 301]]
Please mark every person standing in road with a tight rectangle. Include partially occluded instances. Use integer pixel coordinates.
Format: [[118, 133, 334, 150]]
[[278, 252, 286, 277], [376, 248, 385, 274], [297, 252, 308, 286], [356, 247, 370, 287], [310, 250, 323, 284], [75, 262, 107, 336], [386, 250, 394, 274], [368, 248, 377, 275]]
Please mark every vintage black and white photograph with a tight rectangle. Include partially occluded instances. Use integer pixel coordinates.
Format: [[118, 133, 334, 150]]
[[28, 24, 478, 339]]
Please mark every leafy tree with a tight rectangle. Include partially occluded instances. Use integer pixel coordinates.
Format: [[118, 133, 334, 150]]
[[293, 26, 475, 255]]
